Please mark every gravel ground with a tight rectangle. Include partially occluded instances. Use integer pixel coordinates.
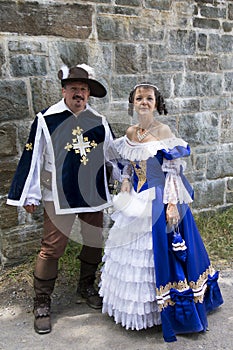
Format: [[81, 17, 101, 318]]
[[0, 264, 232, 350]]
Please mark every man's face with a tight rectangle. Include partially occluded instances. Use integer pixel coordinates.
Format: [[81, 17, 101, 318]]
[[62, 81, 90, 114]]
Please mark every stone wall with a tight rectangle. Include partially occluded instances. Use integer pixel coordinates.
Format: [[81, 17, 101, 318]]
[[0, 0, 233, 265]]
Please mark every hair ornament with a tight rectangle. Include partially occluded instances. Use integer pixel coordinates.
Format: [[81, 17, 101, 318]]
[[133, 83, 159, 91]]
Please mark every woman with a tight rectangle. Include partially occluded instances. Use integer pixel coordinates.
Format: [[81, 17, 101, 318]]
[[99, 82, 223, 342]]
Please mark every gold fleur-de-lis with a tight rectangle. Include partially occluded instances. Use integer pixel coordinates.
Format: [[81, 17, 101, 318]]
[[72, 126, 83, 136], [25, 143, 33, 151], [80, 156, 88, 165], [90, 140, 97, 148], [64, 143, 73, 151]]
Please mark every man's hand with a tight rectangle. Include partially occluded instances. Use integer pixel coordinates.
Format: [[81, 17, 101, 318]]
[[23, 204, 37, 213]]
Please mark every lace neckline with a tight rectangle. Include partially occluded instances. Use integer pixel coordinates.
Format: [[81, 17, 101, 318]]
[[114, 135, 188, 161]]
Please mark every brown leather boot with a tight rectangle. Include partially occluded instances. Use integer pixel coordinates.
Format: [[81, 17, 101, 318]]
[[33, 295, 51, 334], [33, 275, 56, 334], [77, 261, 102, 309], [77, 281, 103, 309]]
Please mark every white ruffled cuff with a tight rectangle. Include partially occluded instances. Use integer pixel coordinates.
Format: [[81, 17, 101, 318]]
[[24, 198, 40, 206], [162, 159, 192, 204]]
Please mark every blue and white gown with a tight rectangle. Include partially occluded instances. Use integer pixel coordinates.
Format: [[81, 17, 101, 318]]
[[99, 135, 223, 342]]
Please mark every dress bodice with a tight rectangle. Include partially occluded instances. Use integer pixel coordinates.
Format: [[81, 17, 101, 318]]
[[114, 136, 191, 195], [131, 152, 165, 193]]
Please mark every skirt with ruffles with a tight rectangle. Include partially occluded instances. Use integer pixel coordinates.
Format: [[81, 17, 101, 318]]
[[99, 189, 161, 330]]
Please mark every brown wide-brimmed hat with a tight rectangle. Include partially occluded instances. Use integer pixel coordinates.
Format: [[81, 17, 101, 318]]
[[58, 64, 107, 98]]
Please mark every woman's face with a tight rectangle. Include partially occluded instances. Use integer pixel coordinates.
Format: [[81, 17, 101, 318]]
[[133, 87, 156, 117]]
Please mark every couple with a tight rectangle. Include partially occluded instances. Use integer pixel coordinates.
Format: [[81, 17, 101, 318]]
[[7, 64, 223, 342]]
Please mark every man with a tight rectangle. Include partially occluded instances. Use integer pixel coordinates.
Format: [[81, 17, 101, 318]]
[[7, 64, 116, 334]]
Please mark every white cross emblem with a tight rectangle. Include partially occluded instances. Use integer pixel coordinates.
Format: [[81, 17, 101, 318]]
[[73, 134, 91, 157], [64, 126, 97, 165]]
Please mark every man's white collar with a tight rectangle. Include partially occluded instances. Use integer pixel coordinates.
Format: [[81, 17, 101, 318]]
[[42, 99, 90, 117]]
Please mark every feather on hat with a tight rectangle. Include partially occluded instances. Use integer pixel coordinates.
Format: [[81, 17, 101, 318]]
[[58, 64, 106, 98]]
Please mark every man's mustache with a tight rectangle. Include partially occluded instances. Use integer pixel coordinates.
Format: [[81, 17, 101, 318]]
[[73, 95, 84, 101]]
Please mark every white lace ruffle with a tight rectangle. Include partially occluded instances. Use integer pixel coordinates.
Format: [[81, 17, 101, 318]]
[[100, 229, 161, 330], [102, 259, 155, 283], [163, 172, 193, 204], [161, 158, 187, 174], [114, 136, 188, 162], [161, 158, 193, 204], [102, 304, 161, 330], [105, 228, 153, 250], [100, 277, 157, 303], [103, 245, 154, 268]]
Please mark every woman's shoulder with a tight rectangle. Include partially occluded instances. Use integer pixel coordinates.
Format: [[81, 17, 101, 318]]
[[126, 125, 137, 139], [153, 122, 173, 140]]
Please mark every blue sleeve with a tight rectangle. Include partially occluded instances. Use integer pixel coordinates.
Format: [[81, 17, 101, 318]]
[[162, 144, 191, 160]]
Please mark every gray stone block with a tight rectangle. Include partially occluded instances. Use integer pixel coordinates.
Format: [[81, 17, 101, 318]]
[[178, 112, 219, 146], [192, 180, 225, 209], [56, 42, 89, 68], [209, 34, 233, 53], [0, 80, 29, 122], [174, 73, 223, 97], [144, 0, 172, 11], [10, 54, 47, 77], [193, 18, 220, 30], [224, 72, 233, 92], [115, 44, 147, 74], [0, 123, 17, 157], [207, 150, 233, 179], [0, 2, 93, 38], [168, 30, 196, 55], [30, 78, 61, 114], [0, 224, 42, 266]]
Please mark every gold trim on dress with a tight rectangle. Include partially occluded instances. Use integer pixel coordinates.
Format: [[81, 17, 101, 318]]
[[156, 265, 215, 311], [131, 160, 147, 192]]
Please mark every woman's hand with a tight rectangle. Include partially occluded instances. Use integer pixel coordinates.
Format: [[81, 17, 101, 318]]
[[121, 178, 131, 193], [166, 203, 180, 225]]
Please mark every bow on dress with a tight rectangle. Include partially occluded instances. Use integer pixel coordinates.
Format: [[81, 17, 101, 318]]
[[205, 271, 224, 312], [170, 288, 194, 325]]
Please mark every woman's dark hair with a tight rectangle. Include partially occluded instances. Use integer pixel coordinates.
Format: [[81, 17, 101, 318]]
[[128, 82, 168, 116]]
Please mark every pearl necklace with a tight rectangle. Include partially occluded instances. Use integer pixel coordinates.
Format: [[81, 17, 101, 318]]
[[136, 123, 155, 142], [136, 128, 150, 142]]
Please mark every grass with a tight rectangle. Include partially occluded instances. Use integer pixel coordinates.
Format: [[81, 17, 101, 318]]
[[57, 241, 82, 285], [1, 206, 233, 289], [194, 206, 233, 269]]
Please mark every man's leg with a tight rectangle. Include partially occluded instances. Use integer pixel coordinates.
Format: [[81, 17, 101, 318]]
[[33, 202, 75, 334], [77, 211, 103, 309]]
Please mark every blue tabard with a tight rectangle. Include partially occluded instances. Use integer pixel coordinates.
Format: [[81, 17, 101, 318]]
[[7, 106, 113, 213]]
